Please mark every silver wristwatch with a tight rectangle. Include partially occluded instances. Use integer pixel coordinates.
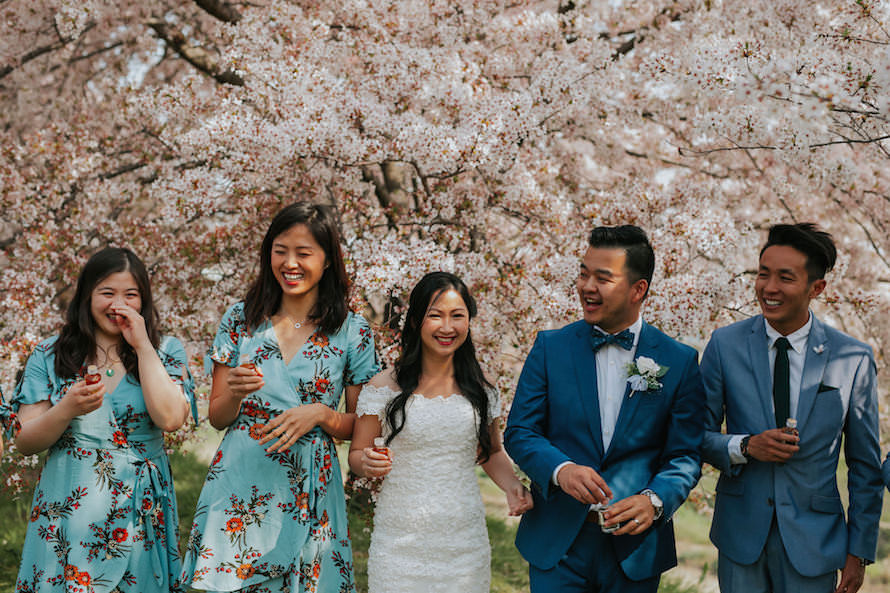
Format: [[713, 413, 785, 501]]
[[641, 488, 663, 521]]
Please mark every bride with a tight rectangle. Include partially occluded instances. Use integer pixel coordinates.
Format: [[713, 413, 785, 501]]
[[349, 271, 533, 593]]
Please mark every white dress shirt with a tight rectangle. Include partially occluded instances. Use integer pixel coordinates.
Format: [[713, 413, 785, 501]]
[[553, 316, 643, 485], [727, 314, 812, 464]]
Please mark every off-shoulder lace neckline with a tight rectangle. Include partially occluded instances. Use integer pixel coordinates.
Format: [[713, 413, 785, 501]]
[[366, 383, 461, 401]]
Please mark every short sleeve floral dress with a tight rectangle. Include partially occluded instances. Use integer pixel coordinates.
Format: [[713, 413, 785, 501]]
[[179, 302, 378, 593], [1, 335, 196, 593]]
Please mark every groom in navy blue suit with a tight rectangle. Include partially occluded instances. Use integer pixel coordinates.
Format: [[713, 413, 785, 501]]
[[505, 226, 705, 592]]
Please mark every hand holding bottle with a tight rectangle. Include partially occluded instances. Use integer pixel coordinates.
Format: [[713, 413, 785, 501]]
[[362, 437, 393, 478]]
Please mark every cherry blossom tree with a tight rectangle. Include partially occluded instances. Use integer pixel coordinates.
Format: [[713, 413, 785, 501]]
[[2, 0, 888, 493]]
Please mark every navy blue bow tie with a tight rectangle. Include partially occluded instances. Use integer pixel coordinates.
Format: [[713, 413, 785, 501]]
[[590, 328, 635, 352]]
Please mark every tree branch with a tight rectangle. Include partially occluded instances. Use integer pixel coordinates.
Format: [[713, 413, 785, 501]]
[[146, 19, 244, 86], [0, 19, 96, 81], [193, 0, 242, 23]]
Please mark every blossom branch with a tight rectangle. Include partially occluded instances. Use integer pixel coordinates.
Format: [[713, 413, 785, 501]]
[[146, 19, 244, 86], [193, 0, 242, 23]]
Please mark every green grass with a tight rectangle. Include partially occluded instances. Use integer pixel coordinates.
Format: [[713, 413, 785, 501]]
[[3, 452, 889, 592]]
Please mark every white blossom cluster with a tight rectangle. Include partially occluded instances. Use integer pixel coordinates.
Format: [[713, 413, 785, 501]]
[[1, 0, 888, 487]]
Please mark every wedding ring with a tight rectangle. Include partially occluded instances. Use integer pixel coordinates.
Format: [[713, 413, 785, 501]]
[[633, 518, 641, 525]]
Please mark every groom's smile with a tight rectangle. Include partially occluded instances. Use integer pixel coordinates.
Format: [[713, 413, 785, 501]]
[[576, 247, 647, 334]]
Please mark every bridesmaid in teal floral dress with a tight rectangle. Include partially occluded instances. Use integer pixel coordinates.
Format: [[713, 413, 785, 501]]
[[179, 202, 378, 593], [1, 247, 196, 593]]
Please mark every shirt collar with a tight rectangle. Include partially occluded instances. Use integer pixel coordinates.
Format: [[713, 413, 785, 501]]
[[593, 316, 643, 348], [764, 314, 811, 354]]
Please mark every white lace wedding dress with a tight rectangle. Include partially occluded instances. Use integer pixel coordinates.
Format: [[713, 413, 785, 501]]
[[356, 384, 500, 593]]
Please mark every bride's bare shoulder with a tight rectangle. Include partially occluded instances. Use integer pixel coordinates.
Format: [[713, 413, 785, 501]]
[[367, 369, 399, 391]]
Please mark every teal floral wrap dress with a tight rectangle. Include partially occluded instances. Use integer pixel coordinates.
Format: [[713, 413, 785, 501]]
[[179, 303, 378, 593], [2, 335, 197, 593]]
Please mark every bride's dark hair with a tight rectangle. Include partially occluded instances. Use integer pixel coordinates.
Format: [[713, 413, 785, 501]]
[[383, 272, 494, 461]]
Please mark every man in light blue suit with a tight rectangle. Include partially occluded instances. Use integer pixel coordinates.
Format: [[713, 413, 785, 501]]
[[505, 226, 705, 592], [702, 223, 883, 593]]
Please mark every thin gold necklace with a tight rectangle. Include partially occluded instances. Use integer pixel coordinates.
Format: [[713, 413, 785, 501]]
[[94, 346, 122, 377], [283, 314, 309, 329]]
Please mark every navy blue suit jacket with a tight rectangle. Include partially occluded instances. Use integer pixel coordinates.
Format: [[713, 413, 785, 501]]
[[504, 320, 705, 581]]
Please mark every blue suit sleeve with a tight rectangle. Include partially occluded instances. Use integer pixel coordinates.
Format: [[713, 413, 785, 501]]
[[646, 349, 705, 520], [701, 335, 739, 476], [504, 333, 571, 500], [843, 351, 883, 562]]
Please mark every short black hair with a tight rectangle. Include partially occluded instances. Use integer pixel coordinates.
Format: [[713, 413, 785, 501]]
[[588, 225, 655, 294], [760, 223, 836, 280]]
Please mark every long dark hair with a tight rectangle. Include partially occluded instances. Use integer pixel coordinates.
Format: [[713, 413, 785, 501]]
[[384, 272, 494, 461], [54, 248, 160, 380], [243, 202, 350, 334]]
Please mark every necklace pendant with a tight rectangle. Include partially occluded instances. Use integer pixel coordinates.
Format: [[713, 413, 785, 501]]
[[294, 321, 302, 329], [106, 368, 115, 377]]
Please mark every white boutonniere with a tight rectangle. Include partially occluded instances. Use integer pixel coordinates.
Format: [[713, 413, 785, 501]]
[[625, 356, 669, 397]]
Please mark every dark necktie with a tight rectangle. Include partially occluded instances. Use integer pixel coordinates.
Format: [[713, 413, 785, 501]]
[[590, 328, 634, 352], [773, 337, 791, 428]]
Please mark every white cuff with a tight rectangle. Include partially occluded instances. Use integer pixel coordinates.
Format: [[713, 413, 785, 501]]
[[552, 461, 573, 487], [728, 434, 749, 465]]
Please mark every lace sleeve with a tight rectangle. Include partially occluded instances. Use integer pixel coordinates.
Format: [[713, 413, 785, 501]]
[[356, 384, 398, 418]]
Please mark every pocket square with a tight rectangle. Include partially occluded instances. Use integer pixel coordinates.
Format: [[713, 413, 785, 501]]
[[817, 382, 837, 393]]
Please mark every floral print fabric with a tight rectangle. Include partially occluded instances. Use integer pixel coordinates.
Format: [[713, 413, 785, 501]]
[[179, 303, 378, 592], [7, 335, 196, 593]]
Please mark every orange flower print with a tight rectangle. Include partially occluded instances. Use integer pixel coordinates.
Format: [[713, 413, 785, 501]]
[[314, 377, 330, 394], [225, 517, 244, 533], [310, 332, 329, 348], [212, 450, 223, 465], [249, 424, 265, 441], [142, 497, 153, 511], [312, 561, 320, 578], [77, 571, 91, 586], [297, 492, 309, 510], [112, 528, 128, 542], [30, 505, 40, 522], [112, 430, 128, 446], [236, 563, 255, 580], [64, 565, 78, 581]]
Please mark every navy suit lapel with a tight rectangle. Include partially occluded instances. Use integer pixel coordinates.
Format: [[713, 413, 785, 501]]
[[604, 322, 659, 460], [795, 316, 829, 430], [748, 317, 776, 428], [571, 324, 605, 460]]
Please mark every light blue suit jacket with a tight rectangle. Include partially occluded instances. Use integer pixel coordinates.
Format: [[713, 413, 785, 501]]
[[702, 314, 883, 575], [505, 320, 704, 581]]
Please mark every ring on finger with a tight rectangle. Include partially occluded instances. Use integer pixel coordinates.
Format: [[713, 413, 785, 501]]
[[633, 518, 641, 525]]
